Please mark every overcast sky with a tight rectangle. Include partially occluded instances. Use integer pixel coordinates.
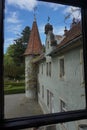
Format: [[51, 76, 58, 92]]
[[4, 0, 81, 53]]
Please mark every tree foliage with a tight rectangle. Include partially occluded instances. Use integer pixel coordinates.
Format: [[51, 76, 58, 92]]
[[4, 26, 31, 79], [21, 26, 31, 44]]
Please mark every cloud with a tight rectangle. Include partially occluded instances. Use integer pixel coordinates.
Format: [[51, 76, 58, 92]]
[[7, 12, 21, 24], [39, 2, 65, 11], [39, 24, 45, 34], [7, 0, 38, 11], [63, 6, 81, 19], [7, 24, 22, 35], [39, 23, 64, 36], [4, 38, 14, 47], [4, 23, 22, 52], [48, 3, 65, 11], [5, 7, 8, 13], [53, 25, 64, 35], [4, 38, 15, 53]]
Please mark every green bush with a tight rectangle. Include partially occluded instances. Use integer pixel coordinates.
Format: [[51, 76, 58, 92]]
[[4, 86, 25, 95], [4, 80, 25, 94], [4, 82, 25, 87]]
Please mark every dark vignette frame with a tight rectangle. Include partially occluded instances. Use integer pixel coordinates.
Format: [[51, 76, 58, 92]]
[[0, 0, 87, 129]]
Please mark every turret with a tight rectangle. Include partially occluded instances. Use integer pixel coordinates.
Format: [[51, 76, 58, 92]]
[[24, 19, 43, 99], [44, 22, 57, 55], [45, 23, 53, 34]]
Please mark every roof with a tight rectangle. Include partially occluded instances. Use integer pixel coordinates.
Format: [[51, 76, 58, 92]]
[[57, 22, 82, 48], [49, 22, 82, 56], [55, 35, 63, 40], [24, 21, 43, 56]]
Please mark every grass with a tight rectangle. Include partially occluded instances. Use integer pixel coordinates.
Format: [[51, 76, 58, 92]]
[[4, 81, 25, 95]]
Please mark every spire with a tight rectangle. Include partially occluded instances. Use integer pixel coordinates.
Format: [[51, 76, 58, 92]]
[[45, 17, 53, 34], [47, 16, 50, 23], [34, 7, 37, 21], [24, 20, 43, 56]]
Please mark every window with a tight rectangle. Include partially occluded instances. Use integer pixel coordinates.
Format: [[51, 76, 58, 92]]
[[0, 0, 87, 129], [41, 63, 43, 74], [60, 99, 67, 129], [38, 82, 40, 93], [47, 90, 49, 107], [80, 50, 84, 83], [47, 90, 54, 113], [49, 92, 54, 113], [79, 125, 87, 130], [47, 41, 49, 49], [46, 62, 51, 77], [60, 99, 67, 112], [49, 62, 51, 77], [59, 57, 65, 78], [46, 63, 48, 76], [42, 85, 44, 99]]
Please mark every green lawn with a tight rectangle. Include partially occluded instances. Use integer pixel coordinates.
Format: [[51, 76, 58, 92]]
[[4, 81, 25, 95]]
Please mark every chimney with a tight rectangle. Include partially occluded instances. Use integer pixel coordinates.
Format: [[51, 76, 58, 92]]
[[64, 26, 68, 35]]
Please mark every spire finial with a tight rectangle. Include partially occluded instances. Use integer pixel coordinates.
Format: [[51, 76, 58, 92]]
[[47, 16, 50, 23], [34, 7, 37, 21], [64, 26, 68, 34]]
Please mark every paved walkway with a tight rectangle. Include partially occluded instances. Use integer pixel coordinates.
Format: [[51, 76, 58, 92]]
[[5, 93, 43, 119], [5, 94, 55, 130]]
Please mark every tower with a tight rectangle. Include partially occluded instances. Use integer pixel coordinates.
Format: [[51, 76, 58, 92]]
[[24, 19, 43, 99], [44, 21, 57, 55]]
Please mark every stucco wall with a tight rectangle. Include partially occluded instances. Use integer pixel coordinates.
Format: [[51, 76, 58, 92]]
[[38, 45, 86, 130]]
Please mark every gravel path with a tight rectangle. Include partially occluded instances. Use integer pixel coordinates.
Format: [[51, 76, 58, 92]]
[[5, 93, 44, 129], [5, 93, 43, 119]]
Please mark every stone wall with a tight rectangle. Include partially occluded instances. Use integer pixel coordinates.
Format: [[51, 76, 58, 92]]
[[25, 55, 38, 99]]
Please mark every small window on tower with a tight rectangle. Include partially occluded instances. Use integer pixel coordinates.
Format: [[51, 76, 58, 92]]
[[48, 41, 49, 49], [49, 62, 51, 77]]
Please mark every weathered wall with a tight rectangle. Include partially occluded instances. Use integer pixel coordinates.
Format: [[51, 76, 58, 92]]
[[38, 45, 86, 130], [25, 55, 37, 99]]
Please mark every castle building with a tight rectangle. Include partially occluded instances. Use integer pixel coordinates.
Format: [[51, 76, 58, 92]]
[[24, 18, 87, 130]]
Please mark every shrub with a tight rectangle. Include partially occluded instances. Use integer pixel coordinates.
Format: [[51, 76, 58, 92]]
[[4, 81, 25, 94], [4, 86, 25, 95], [4, 81, 25, 87]]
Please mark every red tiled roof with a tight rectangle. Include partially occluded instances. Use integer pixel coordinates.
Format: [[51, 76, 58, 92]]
[[55, 35, 62, 40], [57, 22, 82, 48], [24, 21, 43, 55], [48, 22, 82, 56]]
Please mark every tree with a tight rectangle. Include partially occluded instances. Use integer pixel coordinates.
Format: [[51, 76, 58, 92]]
[[21, 26, 31, 44], [6, 26, 31, 66], [4, 26, 31, 79], [64, 7, 81, 24]]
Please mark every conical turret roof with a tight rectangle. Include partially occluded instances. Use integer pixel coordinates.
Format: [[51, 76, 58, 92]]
[[24, 20, 43, 55]]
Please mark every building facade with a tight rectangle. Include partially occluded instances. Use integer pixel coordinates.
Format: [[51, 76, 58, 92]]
[[24, 19, 87, 130]]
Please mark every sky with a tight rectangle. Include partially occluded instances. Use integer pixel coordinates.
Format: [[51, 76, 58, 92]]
[[4, 0, 81, 53]]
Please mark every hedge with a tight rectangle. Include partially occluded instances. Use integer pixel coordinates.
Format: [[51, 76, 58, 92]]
[[4, 86, 25, 95], [4, 82, 25, 87]]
